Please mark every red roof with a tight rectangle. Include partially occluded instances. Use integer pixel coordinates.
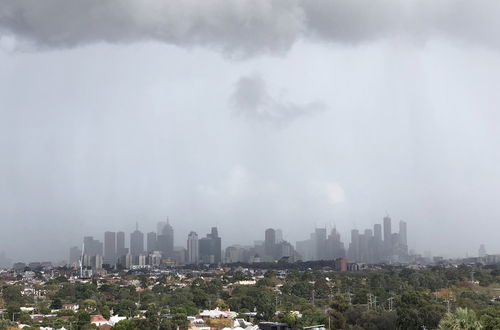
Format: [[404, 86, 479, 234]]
[[91, 315, 109, 323]]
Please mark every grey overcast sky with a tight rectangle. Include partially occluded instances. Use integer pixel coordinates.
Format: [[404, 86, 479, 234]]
[[1, 0, 500, 262]]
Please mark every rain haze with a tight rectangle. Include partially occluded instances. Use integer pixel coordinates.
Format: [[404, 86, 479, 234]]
[[1, 0, 500, 262]]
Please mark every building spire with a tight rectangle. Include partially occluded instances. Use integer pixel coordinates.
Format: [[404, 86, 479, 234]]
[[136, 221, 138, 231]]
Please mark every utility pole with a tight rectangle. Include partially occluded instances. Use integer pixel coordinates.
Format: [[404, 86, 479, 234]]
[[443, 299, 451, 313], [388, 297, 394, 311]]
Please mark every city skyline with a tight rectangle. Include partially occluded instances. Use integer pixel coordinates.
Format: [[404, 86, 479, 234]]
[[66, 215, 413, 269]]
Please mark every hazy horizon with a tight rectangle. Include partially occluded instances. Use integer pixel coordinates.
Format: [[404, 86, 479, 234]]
[[2, 0, 500, 262]]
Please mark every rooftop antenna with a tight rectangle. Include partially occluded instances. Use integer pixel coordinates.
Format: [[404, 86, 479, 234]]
[[136, 221, 138, 231]]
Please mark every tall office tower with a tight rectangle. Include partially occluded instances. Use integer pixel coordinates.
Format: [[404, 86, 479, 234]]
[[147, 232, 157, 253], [478, 244, 487, 258], [327, 228, 346, 260], [199, 227, 222, 264], [187, 231, 199, 264], [348, 229, 360, 261], [264, 228, 276, 259], [374, 224, 382, 242], [362, 229, 373, 263], [83, 236, 103, 256], [209, 227, 221, 263], [116, 231, 127, 259], [69, 246, 82, 265], [383, 216, 392, 256], [373, 223, 383, 262], [157, 219, 174, 258], [391, 233, 400, 258], [399, 221, 408, 256], [315, 228, 327, 260], [162, 220, 174, 255], [130, 224, 144, 256], [276, 229, 283, 243], [199, 237, 212, 263], [104, 231, 116, 266], [157, 221, 167, 235]]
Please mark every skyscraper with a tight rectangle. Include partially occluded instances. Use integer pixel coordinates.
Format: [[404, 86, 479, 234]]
[[348, 229, 360, 262], [315, 228, 327, 260], [130, 224, 144, 256], [157, 221, 167, 235], [104, 231, 116, 266], [157, 219, 174, 258], [199, 227, 222, 264], [210, 227, 221, 264], [147, 231, 157, 253], [116, 231, 127, 259], [383, 216, 392, 256], [83, 236, 103, 257], [479, 244, 487, 258], [187, 231, 199, 264], [399, 221, 407, 247], [326, 228, 346, 260], [264, 228, 276, 259], [276, 229, 283, 243], [373, 223, 383, 262]]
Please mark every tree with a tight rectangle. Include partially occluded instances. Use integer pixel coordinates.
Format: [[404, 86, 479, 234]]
[[75, 310, 91, 330], [438, 307, 483, 330], [477, 307, 500, 330], [396, 291, 445, 329], [50, 297, 63, 309]]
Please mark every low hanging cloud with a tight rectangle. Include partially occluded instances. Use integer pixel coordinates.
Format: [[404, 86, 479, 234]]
[[230, 74, 325, 124], [1, 0, 500, 55]]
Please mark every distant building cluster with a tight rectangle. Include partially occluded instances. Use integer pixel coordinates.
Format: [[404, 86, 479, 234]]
[[69, 220, 223, 271], [346, 216, 408, 264], [67, 215, 411, 271]]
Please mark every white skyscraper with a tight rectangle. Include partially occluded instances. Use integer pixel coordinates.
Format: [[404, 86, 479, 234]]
[[187, 231, 199, 264]]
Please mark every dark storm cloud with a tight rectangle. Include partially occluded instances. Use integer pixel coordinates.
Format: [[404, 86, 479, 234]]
[[0, 0, 304, 55], [230, 74, 325, 124], [1, 0, 500, 54]]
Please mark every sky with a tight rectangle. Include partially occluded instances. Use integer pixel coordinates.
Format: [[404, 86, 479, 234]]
[[1, 0, 500, 262]]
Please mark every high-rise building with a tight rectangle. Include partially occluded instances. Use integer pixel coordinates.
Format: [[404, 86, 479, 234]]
[[383, 216, 392, 256], [348, 229, 360, 262], [130, 224, 144, 256], [276, 229, 283, 243], [373, 223, 383, 262], [315, 228, 327, 260], [399, 221, 407, 246], [479, 244, 487, 258], [187, 231, 199, 264], [157, 220, 174, 257], [399, 221, 408, 257], [147, 232, 157, 253], [157, 221, 167, 235], [362, 229, 373, 263], [104, 231, 116, 266], [83, 236, 103, 257], [116, 231, 127, 260], [199, 227, 222, 264], [264, 228, 276, 259], [326, 228, 346, 260]]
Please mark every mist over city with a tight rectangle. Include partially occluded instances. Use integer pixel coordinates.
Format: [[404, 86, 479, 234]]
[[2, 0, 500, 264]]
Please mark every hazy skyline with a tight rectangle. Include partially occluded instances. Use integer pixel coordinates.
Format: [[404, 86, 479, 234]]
[[2, 1, 500, 261]]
